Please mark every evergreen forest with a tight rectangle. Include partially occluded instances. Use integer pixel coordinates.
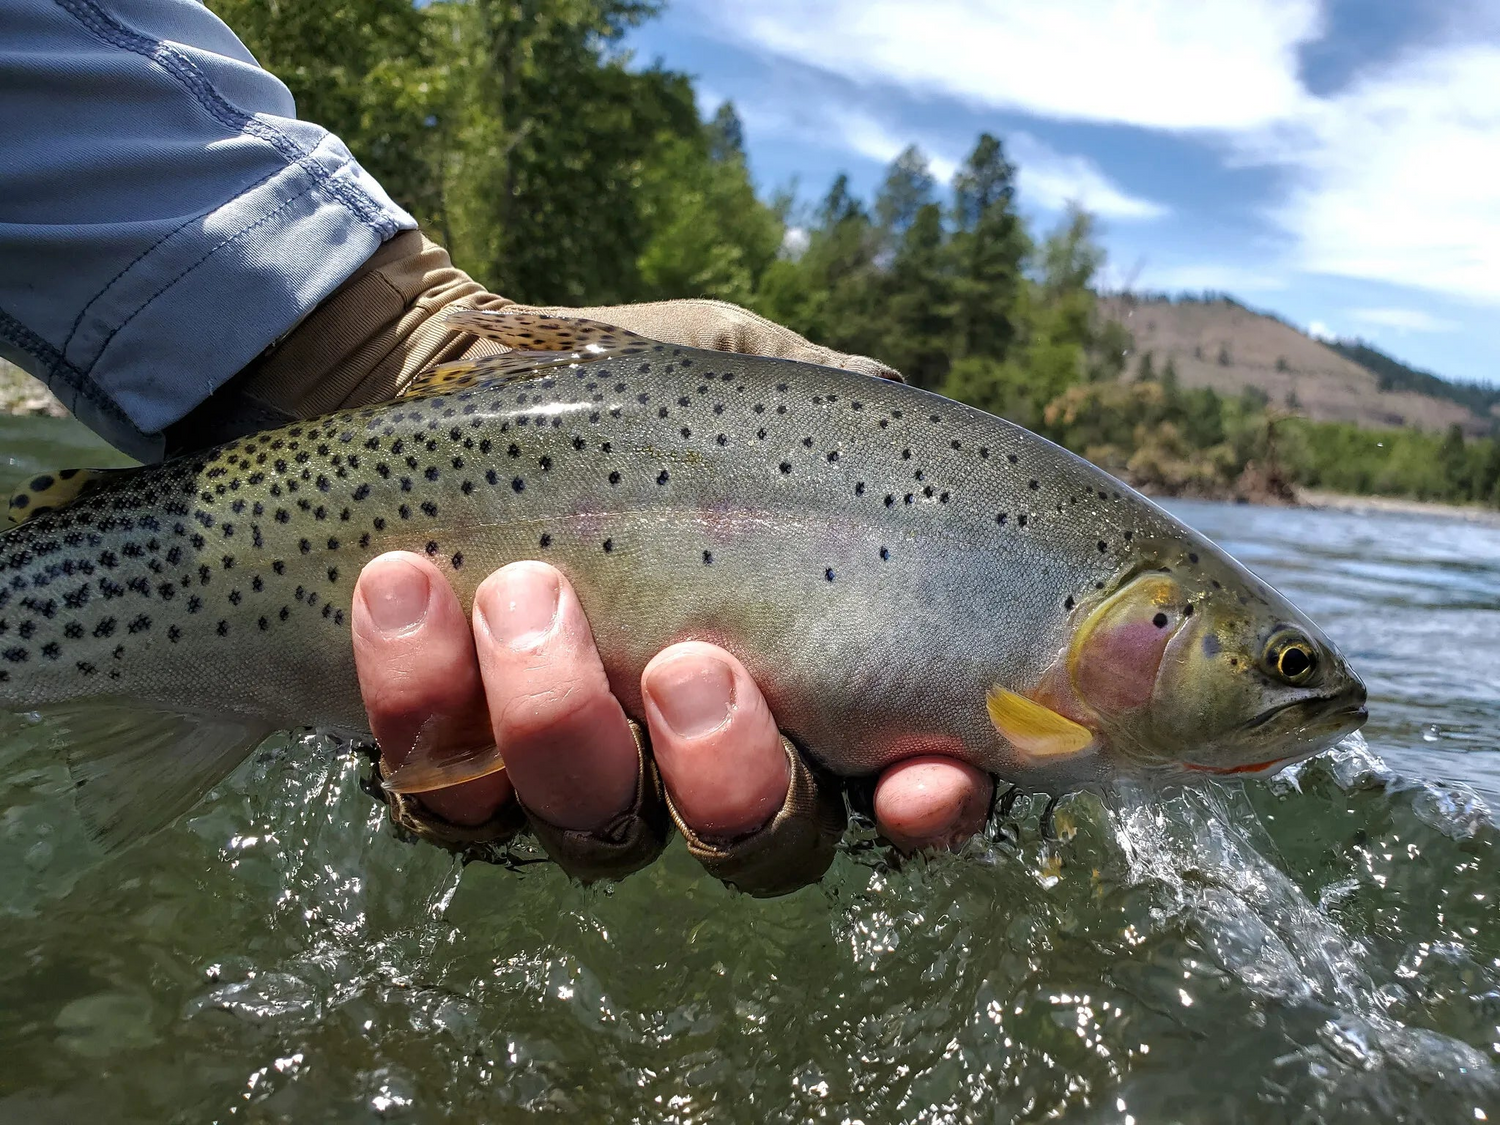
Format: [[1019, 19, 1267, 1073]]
[[208, 0, 1500, 508]]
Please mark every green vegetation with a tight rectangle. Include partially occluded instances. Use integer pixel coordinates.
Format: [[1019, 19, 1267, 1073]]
[[206, 0, 1500, 509]]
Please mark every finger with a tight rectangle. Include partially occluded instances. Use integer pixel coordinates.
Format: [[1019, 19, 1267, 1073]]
[[640, 642, 789, 837], [352, 552, 512, 826], [471, 561, 639, 832], [873, 757, 993, 852]]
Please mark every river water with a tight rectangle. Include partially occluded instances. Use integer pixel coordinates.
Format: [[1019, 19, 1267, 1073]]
[[1, 415, 1497, 1122]]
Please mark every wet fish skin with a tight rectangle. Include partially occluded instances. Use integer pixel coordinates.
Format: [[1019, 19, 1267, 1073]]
[[0, 315, 1364, 847]]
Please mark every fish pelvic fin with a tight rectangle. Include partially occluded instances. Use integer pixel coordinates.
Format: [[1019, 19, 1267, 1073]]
[[379, 722, 506, 795], [7, 466, 142, 528], [401, 310, 662, 399], [36, 699, 272, 854], [985, 685, 1095, 760]]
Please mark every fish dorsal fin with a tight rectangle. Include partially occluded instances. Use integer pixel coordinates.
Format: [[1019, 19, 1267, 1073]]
[[986, 686, 1095, 759], [446, 308, 658, 353], [7, 466, 139, 528], [401, 310, 663, 399], [32, 699, 271, 853]]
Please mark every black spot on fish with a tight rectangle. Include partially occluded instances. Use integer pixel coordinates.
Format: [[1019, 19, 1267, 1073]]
[[779, 462, 792, 474], [702, 550, 713, 565], [1098, 541, 1108, 553], [879, 547, 889, 561], [657, 470, 670, 486], [608, 471, 621, 486], [825, 568, 835, 582], [1028, 479, 1039, 490], [1018, 514, 1028, 527], [1188, 552, 1199, 564], [602, 538, 614, 554], [539, 533, 552, 549]]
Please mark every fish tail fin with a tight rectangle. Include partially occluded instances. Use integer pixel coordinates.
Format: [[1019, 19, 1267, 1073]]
[[35, 700, 271, 853]]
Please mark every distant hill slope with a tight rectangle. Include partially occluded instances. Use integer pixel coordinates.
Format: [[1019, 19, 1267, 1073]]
[[1103, 296, 1492, 436], [1325, 339, 1500, 421]]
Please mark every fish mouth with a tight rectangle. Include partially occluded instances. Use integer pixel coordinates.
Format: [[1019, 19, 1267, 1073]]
[[1183, 697, 1368, 776]]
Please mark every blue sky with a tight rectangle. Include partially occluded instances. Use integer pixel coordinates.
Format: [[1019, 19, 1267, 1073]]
[[625, 0, 1500, 387]]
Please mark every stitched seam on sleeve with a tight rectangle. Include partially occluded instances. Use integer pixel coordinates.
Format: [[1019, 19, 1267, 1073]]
[[0, 307, 133, 426], [53, 0, 398, 239], [61, 163, 285, 361], [88, 183, 322, 372]]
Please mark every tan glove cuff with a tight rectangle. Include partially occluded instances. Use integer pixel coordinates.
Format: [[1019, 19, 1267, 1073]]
[[167, 231, 515, 450], [666, 736, 847, 898], [519, 721, 672, 883]]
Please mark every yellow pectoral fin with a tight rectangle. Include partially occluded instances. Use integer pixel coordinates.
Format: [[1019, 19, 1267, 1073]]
[[986, 686, 1095, 759]]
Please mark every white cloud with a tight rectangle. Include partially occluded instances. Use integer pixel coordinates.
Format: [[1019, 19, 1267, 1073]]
[[781, 225, 810, 257], [1009, 133, 1168, 220], [1349, 307, 1460, 333], [1306, 319, 1334, 340], [1248, 44, 1500, 304], [1141, 263, 1288, 292], [691, 0, 1320, 132], [704, 1, 1500, 307]]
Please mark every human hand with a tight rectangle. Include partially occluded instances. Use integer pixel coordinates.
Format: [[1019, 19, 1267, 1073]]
[[351, 553, 994, 894]]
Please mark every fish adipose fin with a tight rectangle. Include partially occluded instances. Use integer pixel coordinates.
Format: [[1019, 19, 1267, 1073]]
[[35, 700, 271, 853], [402, 310, 661, 398], [379, 723, 506, 795], [986, 686, 1095, 759], [6, 466, 142, 528]]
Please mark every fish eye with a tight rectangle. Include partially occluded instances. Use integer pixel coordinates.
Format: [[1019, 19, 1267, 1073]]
[[1265, 632, 1317, 685]]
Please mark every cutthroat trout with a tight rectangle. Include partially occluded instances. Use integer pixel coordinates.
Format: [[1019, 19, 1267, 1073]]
[[0, 311, 1366, 850]]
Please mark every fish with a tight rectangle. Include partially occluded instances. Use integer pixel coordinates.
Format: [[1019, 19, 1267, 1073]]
[[0, 310, 1367, 852]]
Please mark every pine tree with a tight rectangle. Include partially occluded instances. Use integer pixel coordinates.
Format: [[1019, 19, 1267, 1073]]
[[1439, 423, 1470, 500], [874, 145, 936, 243], [950, 133, 1027, 363]]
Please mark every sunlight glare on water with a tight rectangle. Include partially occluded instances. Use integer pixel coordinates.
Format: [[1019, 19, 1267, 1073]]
[[1, 419, 1498, 1122]]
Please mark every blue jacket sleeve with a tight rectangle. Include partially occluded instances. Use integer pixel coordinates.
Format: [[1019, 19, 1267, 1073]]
[[0, 0, 417, 459]]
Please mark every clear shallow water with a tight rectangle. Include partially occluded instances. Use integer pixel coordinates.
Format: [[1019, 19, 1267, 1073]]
[[1, 417, 1498, 1122]]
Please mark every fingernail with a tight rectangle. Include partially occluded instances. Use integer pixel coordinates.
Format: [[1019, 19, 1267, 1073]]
[[648, 654, 734, 739], [480, 563, 560, 650], [364, 557, 432, 635]]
